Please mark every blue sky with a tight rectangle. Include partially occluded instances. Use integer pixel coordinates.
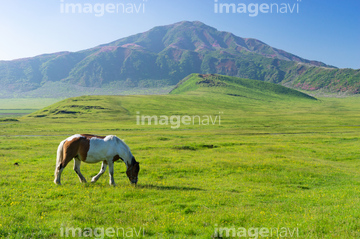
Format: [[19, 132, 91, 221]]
[[0, 0, 359, 69]]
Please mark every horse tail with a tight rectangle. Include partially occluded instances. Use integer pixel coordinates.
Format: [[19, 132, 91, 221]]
[[55, 140, 66, 176]]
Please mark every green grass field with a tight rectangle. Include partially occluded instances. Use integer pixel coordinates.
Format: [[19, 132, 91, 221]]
[[0, 98, 63, 119], [0, 75, 360, 238]]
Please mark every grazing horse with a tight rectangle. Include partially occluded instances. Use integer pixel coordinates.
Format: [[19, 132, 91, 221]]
[[54, 134, 139, 186]]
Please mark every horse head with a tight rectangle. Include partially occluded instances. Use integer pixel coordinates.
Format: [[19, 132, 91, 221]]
[[126, 158, 140, 185]]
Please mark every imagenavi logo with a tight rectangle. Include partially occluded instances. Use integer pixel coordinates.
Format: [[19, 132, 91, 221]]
[[214, 0, 301, 17]]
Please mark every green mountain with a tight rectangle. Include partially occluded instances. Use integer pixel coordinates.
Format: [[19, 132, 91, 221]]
[[170, 74, 316, 100], [0, 21, 359, 98]]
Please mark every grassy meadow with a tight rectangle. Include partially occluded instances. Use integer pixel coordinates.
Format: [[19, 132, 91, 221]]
[[0, 75, 360, 238], [0, 98, 63, 119]]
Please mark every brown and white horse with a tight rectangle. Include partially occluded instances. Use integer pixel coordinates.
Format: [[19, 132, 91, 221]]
[[54, 134, 139, 186]]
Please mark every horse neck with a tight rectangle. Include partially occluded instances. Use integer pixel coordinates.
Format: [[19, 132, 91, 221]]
[[116, 144, 134, 168], [122, 155, 134, 169], [116, 138, 136, 168]]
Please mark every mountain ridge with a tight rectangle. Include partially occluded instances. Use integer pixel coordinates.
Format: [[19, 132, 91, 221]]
[[102, 21, 333, 67], [0, 20, 359, 98]]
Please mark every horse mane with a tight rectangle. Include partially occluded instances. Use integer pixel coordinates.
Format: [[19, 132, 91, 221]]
[[105, 135, 133, 160], [113, 136, 131, 151]]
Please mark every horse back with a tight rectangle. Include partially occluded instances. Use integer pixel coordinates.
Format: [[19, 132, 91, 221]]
[[86, 136, 119, 163], [62, 134, 120, 163], [63, 135, 90, 162]]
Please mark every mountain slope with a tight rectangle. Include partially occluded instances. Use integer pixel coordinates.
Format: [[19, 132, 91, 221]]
[[103, 21, 330, 66], [170, 73, 316, 101], [0, 21, 359, 97]]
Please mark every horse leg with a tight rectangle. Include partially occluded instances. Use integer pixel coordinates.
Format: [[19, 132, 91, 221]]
[[54, 140, 66, 185], [54, 151, 75, 185], [54, 165, 64, 185], [91, 161, 107, 183], [108, 161, 116, 186], [74, 158, 87, 183]]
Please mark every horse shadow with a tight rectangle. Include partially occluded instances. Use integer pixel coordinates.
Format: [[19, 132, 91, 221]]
[[137, 184, 204, 191]]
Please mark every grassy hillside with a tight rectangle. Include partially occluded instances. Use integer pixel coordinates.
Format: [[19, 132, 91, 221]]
[[1, 83, 360, 238], [26, 74, 316, 122], [170, 73, 316, 100]]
